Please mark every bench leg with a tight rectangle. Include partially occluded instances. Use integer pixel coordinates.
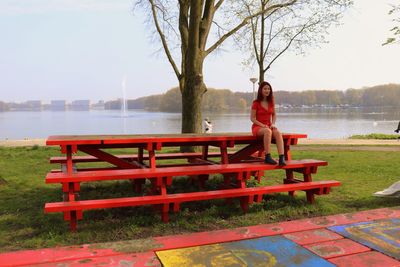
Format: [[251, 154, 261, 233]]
[[133, 179, 145, 193], [285, 170, 296, 197], [240, 197, 249, 213], [161, 203, 169, 223], [69, 211, 77, 232], [256, 170, 264, 183], [198, 175, 208, 190], [63, 183, 83, 220], [173, 202, 180, 213], [306, 191, 315, 204]]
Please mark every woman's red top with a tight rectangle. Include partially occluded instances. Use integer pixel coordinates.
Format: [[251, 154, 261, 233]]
[[251, 100, 274, 135]]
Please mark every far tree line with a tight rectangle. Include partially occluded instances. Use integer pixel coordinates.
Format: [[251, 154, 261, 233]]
[[104, 83, 400, 112]]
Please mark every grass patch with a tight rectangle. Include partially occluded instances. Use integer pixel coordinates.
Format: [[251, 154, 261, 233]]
[[0, 146, 399, 252], [349, 133, 399, 139]]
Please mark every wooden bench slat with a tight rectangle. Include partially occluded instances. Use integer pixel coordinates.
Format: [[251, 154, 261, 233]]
[[45, 180, 340, 212], [46, 159, 327, 183], [49, 152, 229, 164]]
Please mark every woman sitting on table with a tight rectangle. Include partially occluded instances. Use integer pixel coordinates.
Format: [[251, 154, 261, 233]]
[[250, 81, 286, 166]]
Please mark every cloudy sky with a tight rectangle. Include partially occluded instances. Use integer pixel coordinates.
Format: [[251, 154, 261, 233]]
[[0, 0, 399, 102]]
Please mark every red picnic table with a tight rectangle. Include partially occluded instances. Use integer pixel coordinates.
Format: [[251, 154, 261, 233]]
[[44, 133, 340, 231]]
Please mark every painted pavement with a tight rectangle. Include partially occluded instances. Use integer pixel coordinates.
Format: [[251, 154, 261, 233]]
[[329, 218, 400, 260], [0, 207, 399, 266]]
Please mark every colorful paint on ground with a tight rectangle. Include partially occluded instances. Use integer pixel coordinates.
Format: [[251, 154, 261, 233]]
[[156, 236, 334, 267], [329, 218, 400, 260], [0, 208, 399, 266]]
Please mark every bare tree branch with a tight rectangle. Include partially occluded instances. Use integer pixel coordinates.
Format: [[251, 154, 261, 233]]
[[205, 0, 298, 56], [200, 0, 216, 51], [149, 0, 181, 80]]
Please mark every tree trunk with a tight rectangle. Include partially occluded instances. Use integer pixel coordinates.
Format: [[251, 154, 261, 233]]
[[180, 60, 206, 152], [181, 76, 204, 134], [259, 64, 265, 83]]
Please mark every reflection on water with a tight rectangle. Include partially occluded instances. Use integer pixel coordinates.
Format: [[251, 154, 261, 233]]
[[0, 107, 399, 139]]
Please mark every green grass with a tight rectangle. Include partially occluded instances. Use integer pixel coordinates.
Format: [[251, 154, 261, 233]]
[[349, 133, 399, 139], [0, 146, 399, 252]]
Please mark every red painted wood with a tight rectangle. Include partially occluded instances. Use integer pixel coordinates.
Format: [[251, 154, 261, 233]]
[[283, 229, 343, 245], [46, 160, 327, 184], [78, 146, 139, 169], [45, 181, 340, 213], [47, 135, 103, 145], [328, 251, 400, 266], [66, 146, 73, 175], [46, 133, 307, 146], [49, 152, 230, 164], [304, 238, 371, 259]]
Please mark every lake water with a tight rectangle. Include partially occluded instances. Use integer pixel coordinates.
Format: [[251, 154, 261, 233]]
[[1, 107, 399, 140]]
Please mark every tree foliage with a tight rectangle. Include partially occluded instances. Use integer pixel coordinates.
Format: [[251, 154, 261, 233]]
[[122, 83, 400, 111], [235, 0, 352, 82], [134, 0, 299, 138], [383, 4, 400, 45]]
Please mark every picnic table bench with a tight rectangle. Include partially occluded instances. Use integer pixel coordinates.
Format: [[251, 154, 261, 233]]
[[44, 133, 340, 231]]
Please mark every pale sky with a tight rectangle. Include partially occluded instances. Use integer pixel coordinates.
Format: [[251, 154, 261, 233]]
[[0, 0, 399, 102]]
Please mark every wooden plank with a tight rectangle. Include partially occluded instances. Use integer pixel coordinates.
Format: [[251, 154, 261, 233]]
[[44, 181, 340, 212], [50, 152, 229, 164], [46, 160, 328, 183], [46, 133, 307, 146]]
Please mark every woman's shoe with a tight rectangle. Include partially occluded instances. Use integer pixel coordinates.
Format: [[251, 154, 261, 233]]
[[278, 155, 287, 166], [264, 154, 277, 165]]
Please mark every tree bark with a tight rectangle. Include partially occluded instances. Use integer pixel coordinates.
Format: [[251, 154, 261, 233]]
[[181, 74, 205, 133], [181, 59, 206, 152]]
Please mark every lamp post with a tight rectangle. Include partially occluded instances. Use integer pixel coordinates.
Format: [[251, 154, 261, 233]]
[[249, 77, 258, 100]]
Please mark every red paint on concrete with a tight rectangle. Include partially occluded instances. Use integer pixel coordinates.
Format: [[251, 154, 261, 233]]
[[304, 238, 371, 259], [35, 252, 161, 267], [328, 251, 400, 267], [154, 207, 400, 251], [0, 208, 399, 266], [283, 229, 343, 245], [0, 246, 124, 267]]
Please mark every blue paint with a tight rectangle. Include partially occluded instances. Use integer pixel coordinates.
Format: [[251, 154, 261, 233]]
[[220, 236, 335, 267], [329, 218, 400, 260]]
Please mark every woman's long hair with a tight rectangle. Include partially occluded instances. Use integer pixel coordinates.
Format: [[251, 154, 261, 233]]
[[256, 81, 274, 107]]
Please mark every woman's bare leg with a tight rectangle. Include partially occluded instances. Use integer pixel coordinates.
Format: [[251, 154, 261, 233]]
[[272, 128, 284, 155], [257, 127, 272, 154], [272, 128, 286, 165]]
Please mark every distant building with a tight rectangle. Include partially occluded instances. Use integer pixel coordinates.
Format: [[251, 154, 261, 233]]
[[71, 100, 90, 111], [51, 100, 66, 111], [91, 100, 105, 110], [26, 100, 42, 111]]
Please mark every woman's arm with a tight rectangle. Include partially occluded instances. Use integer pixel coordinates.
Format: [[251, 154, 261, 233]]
[[250, 108, 268, 128], [271, 107, 277, 129]]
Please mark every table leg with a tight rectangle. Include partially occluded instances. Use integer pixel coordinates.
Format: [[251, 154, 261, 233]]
[[220, 142, 229, 164], [202, 145, 208, 160], [148, 149, 156, 169], [284, 142, 291, 161], [64, 146, 82, 226], [284, 170, 296, 197], [138, 147, 144, 164]]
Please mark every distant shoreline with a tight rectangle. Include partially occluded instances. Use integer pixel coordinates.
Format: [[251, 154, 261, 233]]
[[1, 138, 399, 147]]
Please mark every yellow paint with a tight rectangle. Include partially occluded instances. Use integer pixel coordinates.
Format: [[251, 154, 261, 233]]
[[346, 222, 400, 255], [157, 244, 277, 267]]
